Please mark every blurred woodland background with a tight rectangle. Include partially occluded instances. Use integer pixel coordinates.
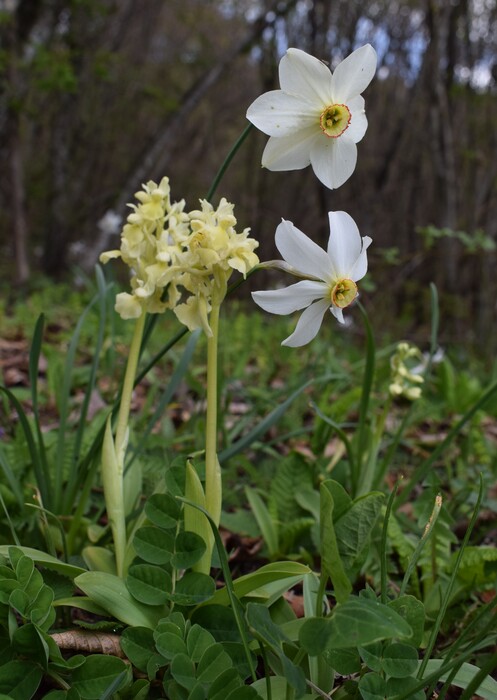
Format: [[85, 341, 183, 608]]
[[1, 0, 497, 349]]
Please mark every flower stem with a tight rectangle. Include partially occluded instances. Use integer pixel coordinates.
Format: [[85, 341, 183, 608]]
[[206, 123, 253, 203], [107, 311, 145, 577], [204, 302, 222, 545], [115, 312, 146, 467]]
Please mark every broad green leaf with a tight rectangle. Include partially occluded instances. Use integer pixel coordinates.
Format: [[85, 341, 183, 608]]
[[246, 603, 305, 697], [246, 603, 289, 649], [386, 676, 425, 700], [170, 653, 196, 691], [12, 623, 49, 669], [250, 675, 314, 699], [334, 491, 385, 571], [300, 598, 412, 654], [187, 624, 216, 663], [166, 572, 215, 606], [0, 660, 43, 700], [358, 642, 383, 672], [155, 631, 188, 660], [191, 605, 241, 643], [420, 659, 497, 699], [387, 596, 425, 648], [15, 556, 34, 589], [320, 482, 352, 604], [382, 642, 418, 678], [224, 687, 260, 699], [82, 546, 116, 575], [358, 672, 387, 700], [74, 572, 168, 628], [209, 562, 310, 606], [145, 493, 181, 530], [71, 655, 127, 699], [120, 626, 163, 675], [197, 643, 233, 683], [132, 527, 174, 565], [324, 647, 361, 675], [171, 531, 206, 569], [207, 668, 241, 700], [126, 564, 172, 605], [9, 588, 30, 616]]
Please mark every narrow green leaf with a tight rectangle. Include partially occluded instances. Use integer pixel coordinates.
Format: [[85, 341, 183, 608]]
[[245, 487, 278, 558], [0, 546, 85, 578]]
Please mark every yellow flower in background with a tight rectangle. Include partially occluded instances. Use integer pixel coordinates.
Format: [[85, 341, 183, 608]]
[[389, 342, 425, 401]]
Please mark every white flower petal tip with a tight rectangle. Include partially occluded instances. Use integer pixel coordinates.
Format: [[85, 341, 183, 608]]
[[254, 212, 372, 346], [246, 44, 377, 189]]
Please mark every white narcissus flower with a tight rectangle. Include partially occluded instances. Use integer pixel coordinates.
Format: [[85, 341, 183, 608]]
[[252, 212, 372, 347], [246, 45, 377, 189]]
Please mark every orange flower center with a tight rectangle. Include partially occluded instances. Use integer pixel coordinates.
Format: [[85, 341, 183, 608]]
[[319, 104, 351, 138]]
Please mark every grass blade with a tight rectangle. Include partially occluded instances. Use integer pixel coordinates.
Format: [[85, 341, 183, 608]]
[[27, 314, 52, 506]]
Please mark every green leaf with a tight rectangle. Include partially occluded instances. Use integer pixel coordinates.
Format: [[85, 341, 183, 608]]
[[386, 676, 425, 700], [245, 487, 278, 558], [387, 596, 424, 648], [0, 660, 43, 700], [71, 655, 127, 699], [246, 602, 289, 648], [166, 572, 215, 606], [420, 659, 497, 699], [358, 672, 387, 700], [334, 491, 385, 571], [381, 642, 418, 678], [324, 647, 361, 675], [191, 605, 241, 643], [197, 643, 233, 683], [126, 564, 172, 605], [320, 482, 352, 603], [155, 622, 187, 660], [224, 688, 259, 700], [209, 561, 310, 606], [187, 624, 216, 663], [145, 493, 181, 530], [246, 603, 306, 697], [74, 572, 167, 628], [171, 532, 206, 569], [170, 653, 196, 691], [0, 546, 85, 578], [12, 623, 49, 668], [132, 527, 174, 565], [120, 626, 164, 675], [300, 598, 412, 654], [207, 668, 241, 700]]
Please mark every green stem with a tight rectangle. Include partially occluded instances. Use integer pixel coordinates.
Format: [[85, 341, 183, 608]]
[[355, 301, 375, 495], [204, 302, 222, 531], [114, 312, 146, 466], [206, 123, 253, 203]]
